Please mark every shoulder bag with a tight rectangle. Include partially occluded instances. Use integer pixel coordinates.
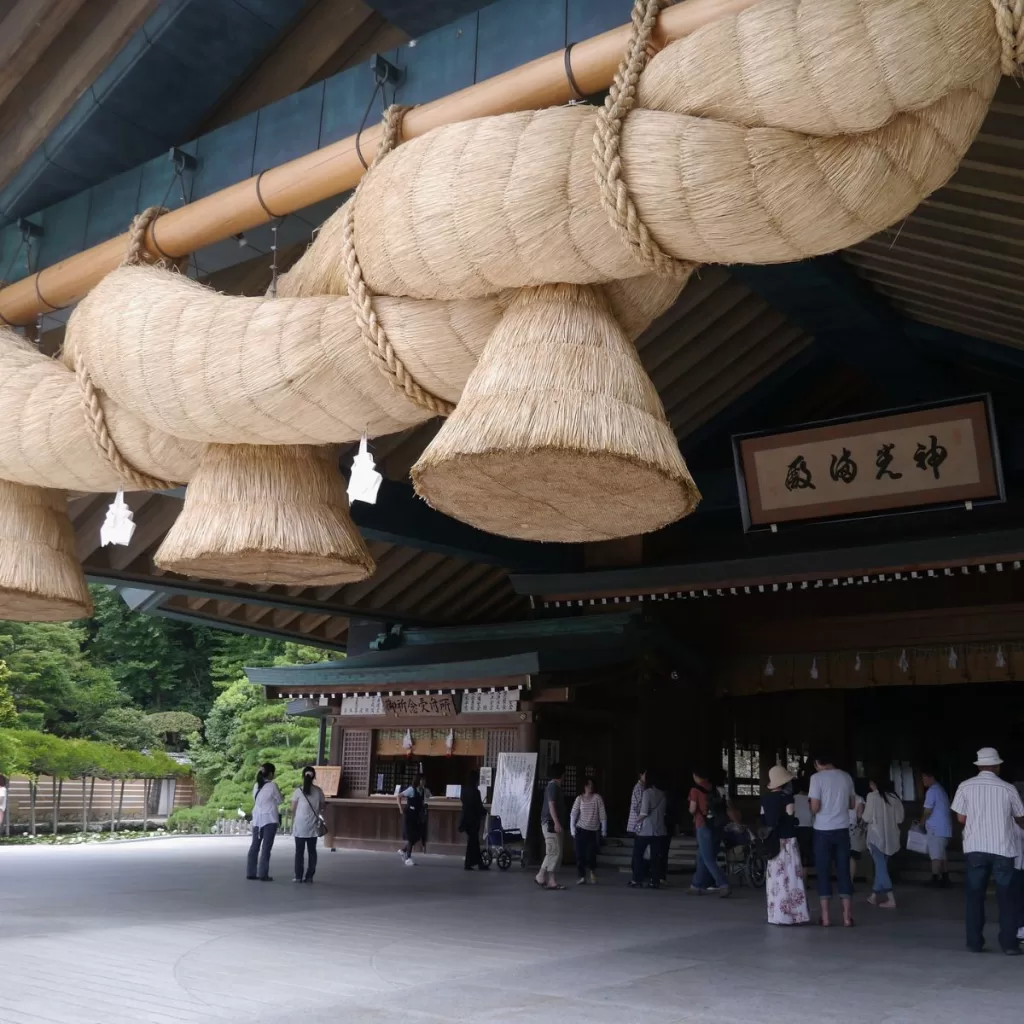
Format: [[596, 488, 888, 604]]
[[301, 788, 329, 838]]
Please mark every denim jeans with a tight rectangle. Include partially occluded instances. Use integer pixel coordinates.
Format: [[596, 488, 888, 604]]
[[632, 834, 668, 885], [965, 852, 1017, 951], [574, 827, 599, 879], [247, 823, 277, 879], [294, 836, 317, 881], [692, 825, 729, 890], [813, 827, 852, 898], [1015, 869, 1024, 931], [869, 843, 893, 894]]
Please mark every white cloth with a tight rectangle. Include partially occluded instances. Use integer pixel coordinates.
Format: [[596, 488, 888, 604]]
[[1015, 824, 1024, 871], [251, 781, 282, 829], [291, 785, 325, 839], [570, 794, 607, 836], [793, 793, 813, 828], [863, 791, 905, 856], [808, 769, 855, 832], [951, 771, 1024, 859]]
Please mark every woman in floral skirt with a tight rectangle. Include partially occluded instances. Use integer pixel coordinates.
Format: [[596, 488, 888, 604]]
[[761, 765, 810, 925]]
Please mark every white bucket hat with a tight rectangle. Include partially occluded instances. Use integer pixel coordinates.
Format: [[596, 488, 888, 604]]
[[974, 747, 1003, 767], [768, 765, 794, 789]]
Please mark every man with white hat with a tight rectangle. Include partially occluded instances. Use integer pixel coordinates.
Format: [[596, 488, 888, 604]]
[[951, 747, 1024, 955]]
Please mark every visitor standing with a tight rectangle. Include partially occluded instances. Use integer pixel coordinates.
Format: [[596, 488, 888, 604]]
[[396, 773, 428, 867], [535, 762, 567, 890], [808, 754, 855, 927], [630, 770, 668, 888], [290, 765, 325, 884], [863, 775, 905, 909], [687, 769, 731, 897], [570, 776, 607, 885], [920, 769, 953, 887], [460, 769, 487, 871], [247, 762, 281, 881], [626, 769, 646, 835], [761, 765, 809, 925], [951, 747, 1024, 955]]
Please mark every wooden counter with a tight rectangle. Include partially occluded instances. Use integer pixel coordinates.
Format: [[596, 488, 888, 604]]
[[324, 797, 470, 855]]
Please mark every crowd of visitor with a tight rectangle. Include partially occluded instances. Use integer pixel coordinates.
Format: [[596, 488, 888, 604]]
[[240, 748, 1024, 954]]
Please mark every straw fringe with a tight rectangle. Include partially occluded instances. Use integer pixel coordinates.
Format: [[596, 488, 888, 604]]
[[0, 481, 92, 621], [412, 283, 700, 542], [154, 444, 374, 585]]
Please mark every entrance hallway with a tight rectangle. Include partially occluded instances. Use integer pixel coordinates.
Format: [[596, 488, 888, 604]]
[[1, 839, 1021, 1024]]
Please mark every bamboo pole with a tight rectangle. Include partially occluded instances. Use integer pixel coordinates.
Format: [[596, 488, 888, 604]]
[[0, 0, 758, 326]]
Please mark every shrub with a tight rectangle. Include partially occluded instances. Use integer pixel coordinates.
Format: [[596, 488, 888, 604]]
[[165, 805, 220, 834]]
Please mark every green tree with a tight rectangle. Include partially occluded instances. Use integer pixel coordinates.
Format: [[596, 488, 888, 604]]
[[91, 707, 161, 750], [147, 711, 202, 751], [0, 660, 18, 728]]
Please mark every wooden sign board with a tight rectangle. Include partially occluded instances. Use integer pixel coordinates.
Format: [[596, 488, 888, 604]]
[[733, 397, 1002, 530], [381, 694, 457, 718]]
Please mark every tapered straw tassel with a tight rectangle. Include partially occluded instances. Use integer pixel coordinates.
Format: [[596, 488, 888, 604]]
[[155, 444, 374, 585], [0, 481, 93, 621], [411, 283, 700, 542]]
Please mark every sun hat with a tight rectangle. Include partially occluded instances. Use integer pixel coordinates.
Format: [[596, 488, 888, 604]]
[[974, 747, 1003, 767], [768, 765, 794, 789]]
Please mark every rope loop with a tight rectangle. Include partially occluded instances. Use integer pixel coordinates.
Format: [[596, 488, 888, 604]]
[[343, 105, 456, 418], [990, 0, 1024, 74], [593, 0, 694, 280], [69, 205, 181, 490]]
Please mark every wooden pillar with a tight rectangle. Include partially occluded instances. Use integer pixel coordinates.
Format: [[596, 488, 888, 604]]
[[516, 702, 537, 752]]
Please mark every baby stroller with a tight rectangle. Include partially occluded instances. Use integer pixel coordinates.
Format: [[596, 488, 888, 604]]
[[722, 821, 768, 889], [480, 814, 528, 871]]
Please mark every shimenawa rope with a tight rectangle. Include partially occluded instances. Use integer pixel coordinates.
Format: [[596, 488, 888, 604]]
[[342, 105, 457, 419], [74, 207, 181, 491]]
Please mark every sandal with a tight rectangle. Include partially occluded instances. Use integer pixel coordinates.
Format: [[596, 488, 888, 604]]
[[545, 883, 567, 890]]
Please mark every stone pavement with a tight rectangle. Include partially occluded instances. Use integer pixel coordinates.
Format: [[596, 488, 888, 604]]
[[0, 837, 1021, 1024]]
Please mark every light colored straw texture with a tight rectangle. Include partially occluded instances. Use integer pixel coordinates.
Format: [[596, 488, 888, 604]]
[[339, 0, 1000, 300], [154, 444, 374, 585], [0, 480, 93, 621], [412, 282, 700, 541]]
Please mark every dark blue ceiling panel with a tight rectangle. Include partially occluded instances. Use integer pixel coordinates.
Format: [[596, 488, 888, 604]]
[[476, 0, 566, 82], [0, 0, 308, 227], [364, 1, 497, 37]]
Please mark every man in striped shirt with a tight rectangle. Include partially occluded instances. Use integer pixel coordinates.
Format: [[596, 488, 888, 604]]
[[951, 747, 1024, 955]]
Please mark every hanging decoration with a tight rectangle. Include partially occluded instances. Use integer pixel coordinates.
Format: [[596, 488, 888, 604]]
[[402, 729, 413, 757], [764, 656, 774, 678], [445, 729, 455, 757], [948, 647, 958, 670], [348, 434, 383, 505], [0, 0, 1019, 619], [898, 650, 910, 673], [853, 653, 861, 672], [99, 490, 136, 547], [996, 645, 1006, 668], [809, 657, 819, 681]]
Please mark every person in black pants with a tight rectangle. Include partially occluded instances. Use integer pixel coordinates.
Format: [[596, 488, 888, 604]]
[[290, 766, 325, 883], [460, 770, 487, 870]]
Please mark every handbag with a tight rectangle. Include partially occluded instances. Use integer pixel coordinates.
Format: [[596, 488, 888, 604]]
[[906, 824, 929, 855], [302, 789, 329, 838]]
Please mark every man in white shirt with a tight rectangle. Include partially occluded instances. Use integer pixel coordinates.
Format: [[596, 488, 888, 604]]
[[951, 748, 1024, 955], [808, 755, 856, 927]]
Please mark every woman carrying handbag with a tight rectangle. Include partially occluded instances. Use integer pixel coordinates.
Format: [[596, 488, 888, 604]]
[[291, 766, 327, 883]]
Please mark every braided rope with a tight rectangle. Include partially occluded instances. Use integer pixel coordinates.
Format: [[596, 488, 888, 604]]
[[593, 0, 694, 280], [991, 0, 1024, 73], [73, 206, 180, 491], [343, 105, 456, 418]]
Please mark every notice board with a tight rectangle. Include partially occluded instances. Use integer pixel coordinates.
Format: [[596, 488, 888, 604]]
[[490, 752, 537, 837]]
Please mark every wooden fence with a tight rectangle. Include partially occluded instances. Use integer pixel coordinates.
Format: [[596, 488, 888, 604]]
[[4, 774, 196, 828]]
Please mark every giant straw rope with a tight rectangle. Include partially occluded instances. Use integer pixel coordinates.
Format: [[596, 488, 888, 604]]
[[0, 0, 1020, 613]]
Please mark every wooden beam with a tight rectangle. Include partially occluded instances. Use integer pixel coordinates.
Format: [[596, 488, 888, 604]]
[[0, 0, 88, 110], [0, 0, 158, 193]]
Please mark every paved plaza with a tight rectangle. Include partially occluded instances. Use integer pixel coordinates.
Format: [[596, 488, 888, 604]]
[[0, 837, 1021, 1023]]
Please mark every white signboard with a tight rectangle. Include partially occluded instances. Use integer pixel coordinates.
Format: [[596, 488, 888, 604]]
[[340, 694, 383, 716], [461, 688, 521, 714], [490, 752, 537, 837]]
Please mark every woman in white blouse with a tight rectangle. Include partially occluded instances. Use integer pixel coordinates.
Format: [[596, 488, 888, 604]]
[[247, 762, 282, 881], [862, 775, 905, 909], [291, 766, 326, 883], [570, 777, 608, 885]]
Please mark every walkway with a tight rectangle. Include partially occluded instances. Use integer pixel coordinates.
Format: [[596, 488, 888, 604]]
[[0, 838, 1020, 1023]]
